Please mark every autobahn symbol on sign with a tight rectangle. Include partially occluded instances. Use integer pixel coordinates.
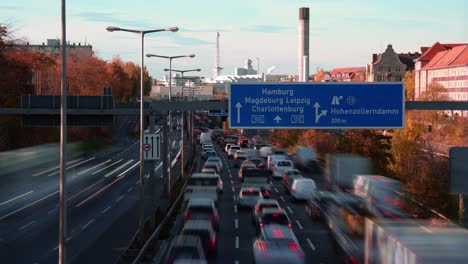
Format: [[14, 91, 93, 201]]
[[229, 83, 404, 129], [143, 133, 160, 160]]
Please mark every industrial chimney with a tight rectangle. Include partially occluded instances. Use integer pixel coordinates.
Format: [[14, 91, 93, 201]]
[[298, 7, 309, 82]]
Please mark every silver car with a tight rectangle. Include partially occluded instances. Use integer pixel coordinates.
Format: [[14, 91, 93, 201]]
[[236, 186, 263, 208], [253, 225, 305, 264]]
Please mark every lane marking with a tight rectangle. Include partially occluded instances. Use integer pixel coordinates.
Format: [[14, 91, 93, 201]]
[[230, 180, 233, 185], [235, 236, 239, 249], [31, 158, 83, 177], [0, 190, 34, 207], [274, 188, 279, 193], [231, 186, 235, 192], [235, 218, 238, 229], [287, 206, 293, 214], [82, 219, 95, 230], [127, 187, 133, 193], [117, 161, 140, 177], [154, 163, 162, 172], [75, 176, 126, 208], [232, 195, 236, 200], [116, 195, 124, 202], [92, 159, 123, 175], [235, 261, 239, 264], [102, 206, 111, 214], [280, 196, 285, 202], [66, 177, 107, 203], [295, 220, 303, 230], [19, 220, 36, 231], [48, 157, 96, 176], [234, 205, 237, 213], [104, 159, 134, 178], [48, 208, 57, 215], [306, 238, 316, 251], [77, 159, 112, 175], [0, 190, 59, 221]]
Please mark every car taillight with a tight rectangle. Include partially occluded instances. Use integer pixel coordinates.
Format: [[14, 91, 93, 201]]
[[350, 256, 360, 264], [259, 222, 263, 227], [256, 241, 267, 251], [288, 223, 292, 228], [263, 190, 270, 195], [274, 167, 278, 172], [186, 188, 192, 193], [288, 242, 299, 251], [184, 212, 191, 221], [220, 180, 223, 184], [211, 212, 218, 221], [255, 206, 260, 213], [211, 235, 216, 247]]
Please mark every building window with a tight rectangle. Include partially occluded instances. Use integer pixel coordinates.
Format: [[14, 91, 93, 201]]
[[378, 67, 382, 72], [396, 66, 401, 72], [388, 66, 391, 72]]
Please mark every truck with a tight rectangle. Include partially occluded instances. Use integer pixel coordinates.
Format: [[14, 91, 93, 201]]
[[294, 146, 320, 173], [353, 175, 406, 219], [365, 218, 468, 264], [325, 154, 372, 191]]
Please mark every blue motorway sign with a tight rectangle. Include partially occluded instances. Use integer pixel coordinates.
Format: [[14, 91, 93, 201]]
[[228, 83, 404, 129]]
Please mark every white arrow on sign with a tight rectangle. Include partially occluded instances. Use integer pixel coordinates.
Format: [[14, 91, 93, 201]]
[[273, 116, 282, 124], [235, 102, 242, 123], [314, 102, 327, 123]]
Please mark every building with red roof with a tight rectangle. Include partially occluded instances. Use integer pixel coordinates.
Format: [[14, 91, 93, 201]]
[[414, 42, 468, 110], [329, 67, 365, 82]]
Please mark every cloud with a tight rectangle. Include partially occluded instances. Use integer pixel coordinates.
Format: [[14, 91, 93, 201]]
[[74, 11, 151, 28], [0, 5, 24, 11], [182, 28, 230, 33], [242, 25, 289, 33]]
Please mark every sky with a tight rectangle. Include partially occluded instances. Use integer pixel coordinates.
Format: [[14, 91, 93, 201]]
[[1, 0, 467, 79]]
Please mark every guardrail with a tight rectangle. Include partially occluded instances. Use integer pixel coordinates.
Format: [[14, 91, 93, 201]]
[[115, 146, 196, 264]]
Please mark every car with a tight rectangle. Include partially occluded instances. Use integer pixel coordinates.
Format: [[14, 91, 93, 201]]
[[272, 160, 294, 178], [252, 199, 281, 222], [183, 198, 219, 230], [282, 170, 304, 190], [267, 155, 288, 171], [180, 220, 217, 256], [203, 160, 221, 173], [233, 150, 248, 167], [269, 148, 289, 156], [202, 150, 217, 160], [259, 146, 274, 159], [202, 143, 213, 149], [206, 156, 223, 171], [185, 173, 222, 202], [247, 158, 265, 168], [199, 169, 223, 193], [252, 225, 305, 264], [224, 143, 233, 153], [305, 191, 336, 220], [254, 208, 292, 234], [228, 145, 241, 159], [287, 178, 316, 201], [164, 235, 207, 264], [238, 162, 258, 181], [282, 169, 302, 181], [236, 187, 264, 209]]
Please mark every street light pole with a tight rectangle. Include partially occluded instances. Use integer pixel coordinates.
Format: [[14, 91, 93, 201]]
[[59, 1, 67, 263], [106, 25, 178, 239], [164, 68, 200, 180], [146, 54, 195, 196]]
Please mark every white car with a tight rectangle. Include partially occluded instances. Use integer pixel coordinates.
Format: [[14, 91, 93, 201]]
[[228, 145, 241, 158], [200, 168, 223, 192], [272, 160, 294, 178], [224, 143, 233, 153], [206, 156, 223, 171], [237, 186, 264, 208]]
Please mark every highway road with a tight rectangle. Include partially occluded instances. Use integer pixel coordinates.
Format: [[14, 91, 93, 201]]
[[191, 143, 344, 264], [0, 126, 184, 264]]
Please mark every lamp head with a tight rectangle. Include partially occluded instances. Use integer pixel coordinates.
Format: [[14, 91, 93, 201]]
[[106, 26, 120, 32], [167, 27, 179, 32]]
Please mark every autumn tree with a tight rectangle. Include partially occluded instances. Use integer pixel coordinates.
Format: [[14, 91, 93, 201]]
[[403, 70, 415, 101], [314, 68, 325, 82]]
